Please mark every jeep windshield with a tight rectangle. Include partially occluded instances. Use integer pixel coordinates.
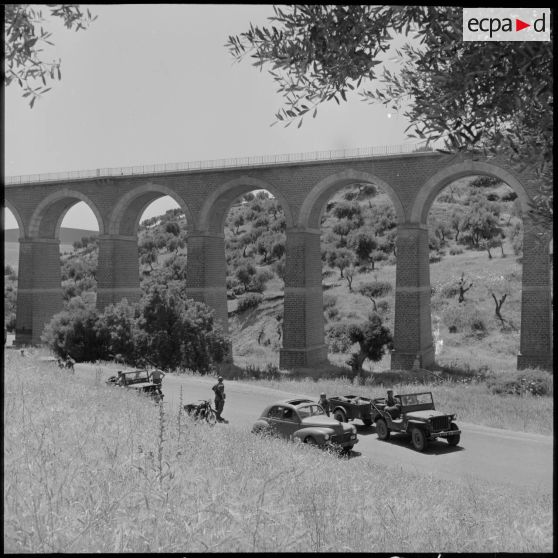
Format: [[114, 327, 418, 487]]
[[297, 404, 325, 418], [400, 393, 433, 406]]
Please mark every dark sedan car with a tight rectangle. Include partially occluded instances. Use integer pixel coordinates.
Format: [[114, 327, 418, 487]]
[[252, 398, 358, 452]]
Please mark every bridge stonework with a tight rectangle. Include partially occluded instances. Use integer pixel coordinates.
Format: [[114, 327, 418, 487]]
[[5, 150, 552, 371]]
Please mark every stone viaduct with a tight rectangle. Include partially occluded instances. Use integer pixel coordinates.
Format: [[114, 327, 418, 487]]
[[4, 145, 553, 371]]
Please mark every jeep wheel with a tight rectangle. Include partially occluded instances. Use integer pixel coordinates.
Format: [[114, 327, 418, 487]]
[[305, 436, 318, 446], [376, 418, 390, 440], [447, 422, 460, 446], [333, 409, 347, 423], [411, 427, 428, 452]]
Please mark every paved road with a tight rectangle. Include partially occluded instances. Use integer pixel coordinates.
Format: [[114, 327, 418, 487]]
[[72, 361, 553, 493]]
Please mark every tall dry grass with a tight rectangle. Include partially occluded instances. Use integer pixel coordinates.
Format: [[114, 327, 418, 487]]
[[4, 351, 552, 552]]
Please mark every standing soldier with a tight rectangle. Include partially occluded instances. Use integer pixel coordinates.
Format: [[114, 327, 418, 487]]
[[212, 376, 228, 423], [318, 392, 330, 416], [151, 368, 165, 388]]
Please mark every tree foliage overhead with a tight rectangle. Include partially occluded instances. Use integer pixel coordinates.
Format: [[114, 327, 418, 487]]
[[4, 4, 96, 107], [227, 5, 552, 223]]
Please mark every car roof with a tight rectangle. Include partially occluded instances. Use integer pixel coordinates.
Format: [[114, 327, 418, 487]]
[[120, 369, 148, 375], [270, 398, 315, 407]]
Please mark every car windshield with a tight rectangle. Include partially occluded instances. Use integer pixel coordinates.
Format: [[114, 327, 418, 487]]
[[125, 371, 149, 380], [400, 393, 433, 406], [297, 404, 325, 418]]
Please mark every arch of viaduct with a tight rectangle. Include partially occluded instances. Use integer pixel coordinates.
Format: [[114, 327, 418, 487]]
[[5, 150, 553, 371]]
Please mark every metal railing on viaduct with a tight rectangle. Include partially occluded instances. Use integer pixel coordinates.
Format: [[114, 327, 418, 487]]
[[4, 142, 553, 372]]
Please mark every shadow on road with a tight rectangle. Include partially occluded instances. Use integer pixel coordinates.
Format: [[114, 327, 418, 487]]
[[354, 423, 376, 436], [375, 433, 465, 455], [335, 449, 362, 460]]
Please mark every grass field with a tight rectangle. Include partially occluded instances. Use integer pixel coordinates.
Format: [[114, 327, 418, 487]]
[[3, 350, 552, 553]]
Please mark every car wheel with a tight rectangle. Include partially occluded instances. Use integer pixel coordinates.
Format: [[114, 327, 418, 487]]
[[333, 409, 347, 423], [376, 418, 390, 440], [252, 424, 270, 435], [411, 427, 428, 452], [447, 422, 460, 446], [305, 436, 318, 446]]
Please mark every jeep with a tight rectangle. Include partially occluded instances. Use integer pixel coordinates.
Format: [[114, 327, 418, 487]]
[[329, 394, 374, 426], [371, 391, 460, 451]]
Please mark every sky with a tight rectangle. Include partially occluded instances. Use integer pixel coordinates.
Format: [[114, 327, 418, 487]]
[[4, 4, 412, 231]]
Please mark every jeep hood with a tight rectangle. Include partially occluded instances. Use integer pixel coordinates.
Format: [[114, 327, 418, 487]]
[[406, 410, 448, 420]]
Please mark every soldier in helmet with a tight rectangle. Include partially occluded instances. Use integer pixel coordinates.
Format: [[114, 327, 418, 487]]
[[384, 389, 401, 419], [212, 376, 228, 423]]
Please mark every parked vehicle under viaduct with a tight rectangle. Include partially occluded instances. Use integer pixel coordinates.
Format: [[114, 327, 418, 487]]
[[5, 145, 553, 371]]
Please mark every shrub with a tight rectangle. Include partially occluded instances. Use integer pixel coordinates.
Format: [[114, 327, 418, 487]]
[[501, 191, 518, 202], [486, 193, 500, 201], [236, 293, 264, 313], [249, 269, 274, 293], [437, 191, 455, 203], [332, 201, 362, 220], [323, 294, 337, 309], [449, 246, 464, 255], [487, 369, 553, 396], [437, 361, 492, 383], [343, 190, 359, 201], [94, 299, 140, 364], [358, 281, 392, 299], [240, 362, 282, 381], [376, 299, 390, 314], [442, 302, 487, 335], [41, 299, 102, 362], [358, 184, 377, 197], [5, 313, 17, 332], [271, 259, 285, 280], [325, 323, 353, 353], [429, 253, 442, 263], [135, 289, 228, 373], [325, 306, 340, 321], [469, 175, 502, 188], [440, 282, 461, 299]]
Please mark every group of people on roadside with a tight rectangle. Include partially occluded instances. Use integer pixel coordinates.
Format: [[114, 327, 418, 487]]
[[112, 367, 229, 424]]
